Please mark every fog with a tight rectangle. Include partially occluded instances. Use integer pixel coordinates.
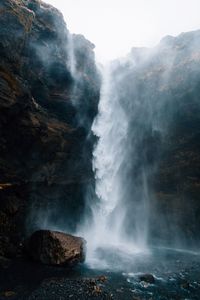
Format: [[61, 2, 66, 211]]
[[46, 0, 200, 62]]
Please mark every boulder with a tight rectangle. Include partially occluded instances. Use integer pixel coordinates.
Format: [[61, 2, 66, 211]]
[[26, 230, 86, 266], [139, 273, 155, 284]]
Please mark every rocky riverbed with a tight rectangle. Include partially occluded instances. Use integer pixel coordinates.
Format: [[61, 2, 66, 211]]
[[0, 248, 200, 299]]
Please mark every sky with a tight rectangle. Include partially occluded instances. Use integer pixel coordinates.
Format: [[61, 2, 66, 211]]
[[46, 0, 200, 62]]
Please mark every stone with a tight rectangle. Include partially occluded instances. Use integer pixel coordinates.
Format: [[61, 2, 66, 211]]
[[97, 275, 107, 282], [26, 230, 86, 266], [3, 291, 16, 297], [139, 273, 155, 284], [181, 280, 190, 290], [0, 256, 11, 269]]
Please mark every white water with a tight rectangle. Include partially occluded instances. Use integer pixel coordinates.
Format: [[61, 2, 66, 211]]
[[82, 64, 150, 268], [67, 33, 76, 76]]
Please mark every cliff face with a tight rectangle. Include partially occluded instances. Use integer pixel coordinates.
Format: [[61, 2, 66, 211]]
[[150, 32, 200, 247], [111, 30, 200, 247], [0, 0, 100, 257]]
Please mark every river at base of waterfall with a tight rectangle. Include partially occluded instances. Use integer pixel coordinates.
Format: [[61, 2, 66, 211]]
[[1, 247, 200, 299]]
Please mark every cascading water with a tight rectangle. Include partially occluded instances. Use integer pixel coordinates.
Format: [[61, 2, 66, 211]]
[[87, 65, 128, 246], [67, 33, 76, 76], [83, 62, 151, 268]]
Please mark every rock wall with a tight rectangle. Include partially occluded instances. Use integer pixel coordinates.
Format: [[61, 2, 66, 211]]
[[0, 0, 100, 257], [111, 30, 200, 247], [150, 32, 200, 247]]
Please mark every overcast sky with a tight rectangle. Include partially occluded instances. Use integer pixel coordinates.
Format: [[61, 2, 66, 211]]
[[46, 0, 200, 62]]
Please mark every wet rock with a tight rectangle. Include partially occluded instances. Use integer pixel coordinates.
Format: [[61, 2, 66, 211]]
[[0, 256, 11, 269], [0, 0, 100, 259], [181, 280, 190, 290], [0, 236, 19, 259], [92, 285, 102, 295], [28, 277, 112, 299], [111, 29, 200, 245], [97, 275, 107, 283], [26, 230, 86, 266], [3, 291, 16, 298], [139, 273, 155, 284]]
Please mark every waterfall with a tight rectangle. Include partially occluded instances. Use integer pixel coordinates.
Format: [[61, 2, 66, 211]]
[[83, 62, 151, 267], [67, 33, 76, 76], [90, 64, 128, 245]]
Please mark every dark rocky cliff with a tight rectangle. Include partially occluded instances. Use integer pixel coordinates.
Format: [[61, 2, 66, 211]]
[[1, 0, 200, 258], [112, 30, 200, 247], [0, 0, 100, 257], [150, 32, 200, 247]]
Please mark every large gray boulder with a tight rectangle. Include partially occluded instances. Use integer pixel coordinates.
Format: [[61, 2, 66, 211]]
[[27, 230, 86, 266]]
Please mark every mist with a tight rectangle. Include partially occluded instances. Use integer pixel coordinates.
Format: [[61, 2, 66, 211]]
[[46, 0, 200, 62], [39, 0, 200, 258]]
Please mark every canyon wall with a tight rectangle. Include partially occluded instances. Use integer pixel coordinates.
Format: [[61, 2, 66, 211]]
[[111, 30, 200, 247], [0, 0, 100, 257]]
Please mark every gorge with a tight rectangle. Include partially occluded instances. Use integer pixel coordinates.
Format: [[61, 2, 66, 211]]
[[81, 32, 200, 272], [0, 0, 200, 299]]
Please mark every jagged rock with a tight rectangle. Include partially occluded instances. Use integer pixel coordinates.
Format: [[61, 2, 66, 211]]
[[139, 274, 155, 284], [26, 230, 86, 266]]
